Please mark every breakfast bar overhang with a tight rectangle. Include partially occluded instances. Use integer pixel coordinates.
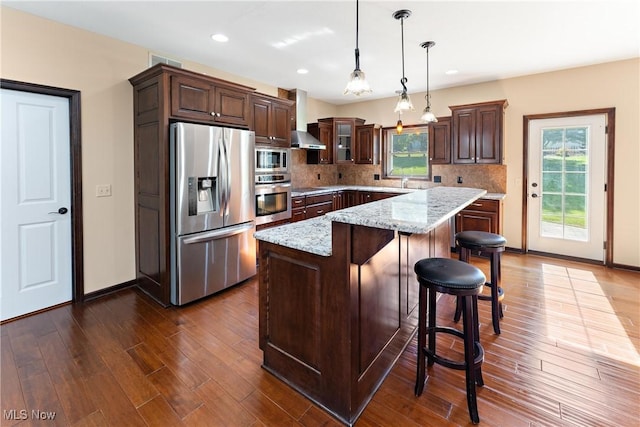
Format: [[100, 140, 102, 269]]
[[254, 187, 486, 425]]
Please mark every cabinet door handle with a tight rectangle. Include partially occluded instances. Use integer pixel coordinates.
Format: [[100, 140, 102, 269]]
[[471, 203, 483, 207], [210, 112, 221, 117]]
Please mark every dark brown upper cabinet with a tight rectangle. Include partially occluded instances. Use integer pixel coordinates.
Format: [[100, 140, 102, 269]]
[[306, 121, 334, 164], [251, 93, 294, 147], [451, 100, 507, 164], [171, 74, 251, 127], [428, 117, 451, 164], [307, 117, 365, 164], [355, 124, 380, 164]]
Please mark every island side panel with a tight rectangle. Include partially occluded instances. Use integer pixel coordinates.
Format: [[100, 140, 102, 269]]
[[258, 237, 353, 421]]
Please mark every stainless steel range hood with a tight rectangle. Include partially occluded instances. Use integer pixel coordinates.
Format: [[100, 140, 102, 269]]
[[290, 89, 326, 150]]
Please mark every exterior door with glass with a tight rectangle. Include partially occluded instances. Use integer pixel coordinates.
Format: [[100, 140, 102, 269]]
[[527, 115, 606, 261]]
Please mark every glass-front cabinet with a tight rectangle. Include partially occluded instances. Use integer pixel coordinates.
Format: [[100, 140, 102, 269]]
[[308, 117, 365, 164], [335, 120, 354, 163]]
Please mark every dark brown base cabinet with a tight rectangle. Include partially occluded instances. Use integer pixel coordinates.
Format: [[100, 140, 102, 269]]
[[258, 221, 450, 425], [129, 64, 256, 305], [455, 198, 503, 235], [290, 190, 402, 224]]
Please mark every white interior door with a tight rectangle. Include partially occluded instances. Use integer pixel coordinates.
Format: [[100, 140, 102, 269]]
[[527, 115, 606, 261], [1, 89, 72, 321]]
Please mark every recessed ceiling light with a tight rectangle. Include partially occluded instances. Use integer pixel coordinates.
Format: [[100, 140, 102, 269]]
[[445, 69, 459, 75], [297, 68, 309, 75], [211, 34, 229, 43]]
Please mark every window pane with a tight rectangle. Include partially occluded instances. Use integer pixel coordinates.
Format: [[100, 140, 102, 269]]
[[565, 150, 587, 171], [564, 172, 586, 194], [385, 127, 430, 178], [542, 172, 562, 192], [542, 153, 562, 171]]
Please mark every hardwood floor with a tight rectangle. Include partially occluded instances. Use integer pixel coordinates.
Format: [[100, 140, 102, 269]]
[[1, 253, 638, 426]]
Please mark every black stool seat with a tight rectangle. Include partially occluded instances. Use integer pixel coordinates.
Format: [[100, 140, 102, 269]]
[[455, 231, 507, 334], [414, 257, 487, 292], [414, 258, 486, 424], [456, 230, 507, 249]]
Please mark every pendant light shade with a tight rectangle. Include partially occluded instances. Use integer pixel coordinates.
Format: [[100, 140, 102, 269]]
[[393, 10, 414, 113], [420, 41, 438, 123], [344, 0, 372, 96]]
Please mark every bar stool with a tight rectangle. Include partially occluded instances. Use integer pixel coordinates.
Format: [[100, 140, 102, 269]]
[[455, 231, 506, 335], [414, 257, 486, 425]]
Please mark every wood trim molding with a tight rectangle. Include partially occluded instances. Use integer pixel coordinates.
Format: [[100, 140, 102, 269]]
[[1, 79, 85, 301], [83, 279, 138, 302], [522, 108, 615, 266]]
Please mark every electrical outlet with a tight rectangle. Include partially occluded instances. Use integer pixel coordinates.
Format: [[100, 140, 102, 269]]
[[338, 173, 342, 179], [434, 175, 441, 183], [317, 173, 321, 180], [96, 184, 112, 197], [374, 174, 380, 181], [457, 176, 463, 184]]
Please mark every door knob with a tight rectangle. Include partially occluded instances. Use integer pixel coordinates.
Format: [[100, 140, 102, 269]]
[[531, 194, 538, 198], [49, 207, 69, 214], [532, 182, 538, 187]]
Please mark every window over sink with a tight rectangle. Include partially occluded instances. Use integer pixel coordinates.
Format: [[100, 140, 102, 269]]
[[382, 124, 431, 180]]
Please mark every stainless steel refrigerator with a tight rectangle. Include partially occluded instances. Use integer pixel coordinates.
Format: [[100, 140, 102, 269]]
[[170, 122, 256, 305]]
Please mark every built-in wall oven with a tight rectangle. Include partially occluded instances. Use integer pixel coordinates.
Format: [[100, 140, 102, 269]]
[[255, 147, 292, 225]]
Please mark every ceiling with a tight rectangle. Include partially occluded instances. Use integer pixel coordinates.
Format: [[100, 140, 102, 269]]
[[4, 1, 639, 105]]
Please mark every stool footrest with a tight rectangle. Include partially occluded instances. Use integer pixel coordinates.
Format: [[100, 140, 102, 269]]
[[421, 327, 484, 371], [478, 284, 504, 302]]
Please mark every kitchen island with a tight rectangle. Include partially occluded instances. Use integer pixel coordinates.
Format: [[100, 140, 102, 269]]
[[254, 187, 486, 425]]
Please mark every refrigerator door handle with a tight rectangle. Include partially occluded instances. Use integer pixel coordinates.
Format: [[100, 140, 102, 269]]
[[220, 132, 230, 217], [224, 135, 232, 216], [181, 222, 254, 245], [216, 132, 227, 217]]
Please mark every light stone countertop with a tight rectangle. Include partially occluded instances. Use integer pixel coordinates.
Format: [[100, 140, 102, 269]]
[[291, 185, 413, 197], [255, 186, 486, 257], [291, 185, 504, 200]]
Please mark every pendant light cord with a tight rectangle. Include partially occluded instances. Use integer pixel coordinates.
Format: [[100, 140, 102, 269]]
[[354, 0, 360, 71], [400, 16, 407, 91], [426, 44, 430, 107]]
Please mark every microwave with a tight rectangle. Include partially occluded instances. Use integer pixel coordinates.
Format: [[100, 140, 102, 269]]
[[255, 148, 289, 174]]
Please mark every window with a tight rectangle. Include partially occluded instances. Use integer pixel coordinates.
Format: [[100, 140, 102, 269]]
[[382, 124, 430, 180]]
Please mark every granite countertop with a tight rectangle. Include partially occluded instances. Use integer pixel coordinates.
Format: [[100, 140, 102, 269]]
[[291, 185, 504, 200], [291, 185, 413, 197], [255, 186, 486, 257], [482, 192, 506, 200]]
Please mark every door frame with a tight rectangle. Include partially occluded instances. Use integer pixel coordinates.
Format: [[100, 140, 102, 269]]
[[522, 108, 615, 266], [1, 78, 85, 302]]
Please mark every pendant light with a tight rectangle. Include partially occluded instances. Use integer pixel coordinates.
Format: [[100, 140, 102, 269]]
[[392, 9, 414, 114], [396, 113, 403, 134], [344, 0, 372, 96], [420, 41, 438, 123]]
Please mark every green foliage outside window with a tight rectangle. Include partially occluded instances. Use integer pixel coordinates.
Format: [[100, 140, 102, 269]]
[[385, 127, 429, 177]]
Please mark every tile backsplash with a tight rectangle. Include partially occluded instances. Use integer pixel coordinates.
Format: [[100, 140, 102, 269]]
[[290, 149, 507, 194]]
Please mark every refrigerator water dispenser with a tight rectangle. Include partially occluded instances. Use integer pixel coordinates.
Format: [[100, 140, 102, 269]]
[[188, 177, 216, 215]]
